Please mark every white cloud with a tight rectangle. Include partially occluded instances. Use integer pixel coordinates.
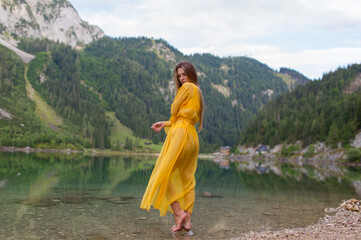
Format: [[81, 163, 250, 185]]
[[253, 47, 361, 79], [180, 43, 361, 79], [70, 0, 361, 79]]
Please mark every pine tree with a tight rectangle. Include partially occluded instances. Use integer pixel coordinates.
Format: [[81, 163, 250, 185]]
[[326, 122, 340, 148]]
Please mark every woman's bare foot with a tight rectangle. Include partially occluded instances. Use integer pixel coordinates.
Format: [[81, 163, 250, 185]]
[[170, 201, 188, 232], [182, 210, 191, 230], [170, 211, 187, 232]]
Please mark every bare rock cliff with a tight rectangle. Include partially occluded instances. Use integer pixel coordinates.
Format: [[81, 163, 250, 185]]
[[0, 0, 105, 47]]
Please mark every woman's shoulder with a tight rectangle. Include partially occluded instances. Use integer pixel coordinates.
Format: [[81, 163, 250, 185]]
[[182, 82, 198, 90]]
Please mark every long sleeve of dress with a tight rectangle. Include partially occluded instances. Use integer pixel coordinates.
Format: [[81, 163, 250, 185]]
[[164, 121, 172, 127], [164, 84, 191, 133], [170, 84, 191, 116]]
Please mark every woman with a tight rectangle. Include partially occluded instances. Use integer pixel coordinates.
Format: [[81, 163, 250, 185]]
[[140, 61, 204, 232]]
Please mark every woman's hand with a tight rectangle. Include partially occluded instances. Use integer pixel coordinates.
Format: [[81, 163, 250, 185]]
[[151, 121, 165, 132]]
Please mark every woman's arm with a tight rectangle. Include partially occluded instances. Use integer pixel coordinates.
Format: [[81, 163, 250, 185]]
[[152, 84, 192, 133], [170, 83, 191, 116]]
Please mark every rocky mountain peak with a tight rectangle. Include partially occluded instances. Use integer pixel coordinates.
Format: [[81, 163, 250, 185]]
[[0, 0, 105, 47]]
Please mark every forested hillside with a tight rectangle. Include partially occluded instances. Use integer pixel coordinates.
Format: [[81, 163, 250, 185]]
[[188, 53, 290, 150], [19, 39, 111, 149], [241, 64, 361, 148], [80, 37, 173, 145], [80, 37, 292, 152], [278, 67, 310, 90], [1, 36, 308, 152], [0, 45, 85, 148]]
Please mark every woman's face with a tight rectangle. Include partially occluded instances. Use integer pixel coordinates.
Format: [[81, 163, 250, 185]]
[[177, 67, 191, 85]]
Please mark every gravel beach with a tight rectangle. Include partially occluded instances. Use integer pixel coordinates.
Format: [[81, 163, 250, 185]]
[[232, 199, 361, 240]]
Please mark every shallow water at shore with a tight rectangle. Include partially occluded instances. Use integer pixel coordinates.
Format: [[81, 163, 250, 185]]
[[0, 152, 360, 239]]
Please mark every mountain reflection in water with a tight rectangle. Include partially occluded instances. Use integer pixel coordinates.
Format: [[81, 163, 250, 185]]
[[0, 152, 360, 239]]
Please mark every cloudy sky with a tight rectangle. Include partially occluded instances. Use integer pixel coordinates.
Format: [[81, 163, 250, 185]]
[[71, 0, 361, 79]]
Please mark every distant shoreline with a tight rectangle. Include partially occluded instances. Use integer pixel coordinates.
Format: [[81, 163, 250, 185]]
[[0, 146, 157, 156], [0, 146, 214, 158], [0, 146, 82, 154], [228, 149, 361, 167]]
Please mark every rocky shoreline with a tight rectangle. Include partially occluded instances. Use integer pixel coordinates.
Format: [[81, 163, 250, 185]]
[[232, 199, 361, 240], [0, 146, 166, 157], [230, 138, 361, 167], [0, 146, 82, 154]]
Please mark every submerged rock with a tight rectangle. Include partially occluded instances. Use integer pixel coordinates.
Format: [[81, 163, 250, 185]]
[[61, 195, 87, 204], [201, 192, 222, 198], [263, 212, 276, 216], [12, 193, 136, 207], [202, 192, 212, 197], [118, 196, 135, 200], [94, 195, 134, 201], [21, 197, 59, 207], [106, 198, 129, 204]]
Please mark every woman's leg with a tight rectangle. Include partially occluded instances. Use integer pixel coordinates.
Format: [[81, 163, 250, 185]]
[[183, 210, 191, 230], [170, 201, 187, 232]]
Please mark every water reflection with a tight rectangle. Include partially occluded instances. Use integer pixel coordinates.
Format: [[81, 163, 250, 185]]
[[210, 155, 361, 196], [0, 152, 360, 239]]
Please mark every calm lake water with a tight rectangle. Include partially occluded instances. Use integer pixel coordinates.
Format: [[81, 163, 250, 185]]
[[0, 152, 360, 240]]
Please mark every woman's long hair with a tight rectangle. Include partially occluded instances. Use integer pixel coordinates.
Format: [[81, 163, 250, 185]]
[[173, 61, 204, 132]]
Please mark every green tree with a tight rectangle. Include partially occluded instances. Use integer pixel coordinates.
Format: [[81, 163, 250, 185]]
[[124, 137, 133, 150], [326, 122, 340, 148]]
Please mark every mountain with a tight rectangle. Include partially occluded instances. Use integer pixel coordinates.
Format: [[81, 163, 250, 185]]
[[0, 1, 311, 152], [0, 36, 299, 152], [241, 64, 361, 148], [277, 67, 310, 90], [77, 37, 301, 152], [0, 0, 104, 47]]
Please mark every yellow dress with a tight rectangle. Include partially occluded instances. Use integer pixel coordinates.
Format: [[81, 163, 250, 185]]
[[140, 82, 201, 216]]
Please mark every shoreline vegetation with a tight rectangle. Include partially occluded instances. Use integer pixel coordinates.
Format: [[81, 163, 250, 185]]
[[230, 150, 361, 167], [0, 146, 156, 156], [0, 146, 214, 158], [232, 199, 361, 240], [232, 135, 361, 166], [1, 142, 359, 164]]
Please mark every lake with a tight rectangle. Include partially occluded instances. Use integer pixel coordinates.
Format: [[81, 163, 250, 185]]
[[0, 152, 360, 239]]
